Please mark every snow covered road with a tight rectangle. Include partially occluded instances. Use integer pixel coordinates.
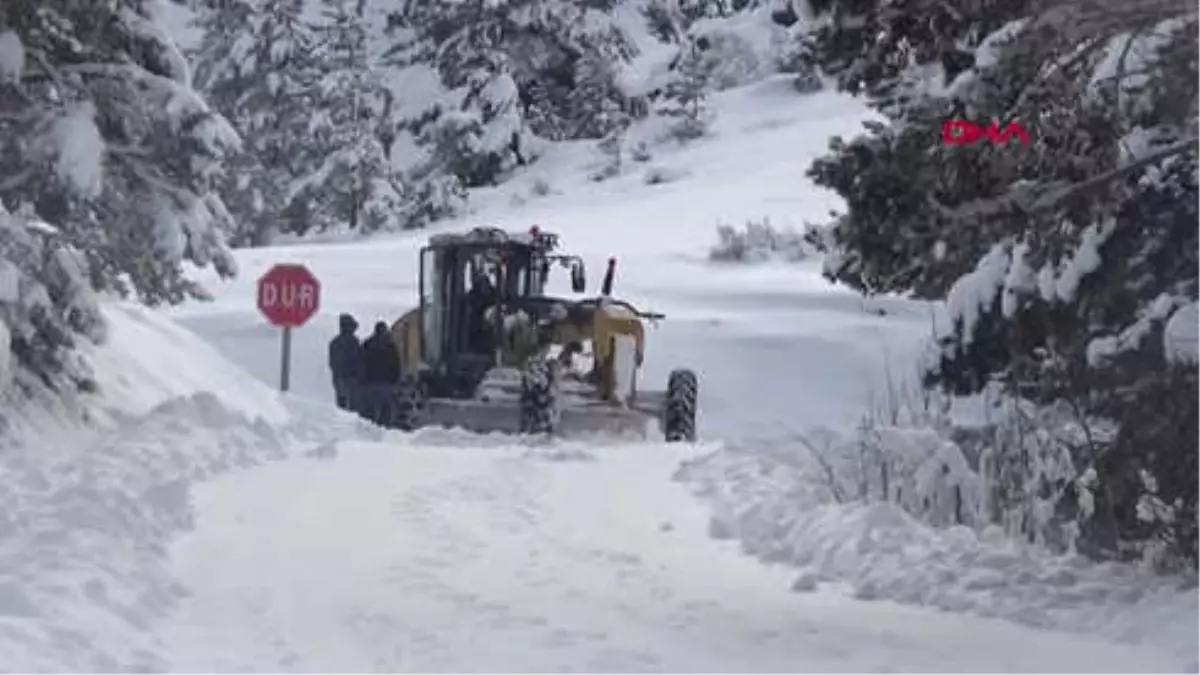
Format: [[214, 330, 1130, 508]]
[[155, 433, 1178, 673]]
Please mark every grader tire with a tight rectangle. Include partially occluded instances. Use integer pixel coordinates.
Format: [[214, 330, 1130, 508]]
[[520, 360, 558, 435], [664, 368, 698, 443], [391, 378, 425, 432]]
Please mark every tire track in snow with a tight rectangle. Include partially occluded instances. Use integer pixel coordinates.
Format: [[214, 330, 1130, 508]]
[[158, 439, 1179, 673], [380, 452, 663, 670]]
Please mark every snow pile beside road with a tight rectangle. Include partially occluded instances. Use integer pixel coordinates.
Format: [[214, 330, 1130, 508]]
[[675, 443, 1200, 671], [0, 394, 290, 671], [0, 302, 367, 671]]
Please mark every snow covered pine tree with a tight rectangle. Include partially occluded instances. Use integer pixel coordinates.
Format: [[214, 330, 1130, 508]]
[[301, 0, 405, 233], [0, 1, 238, 391], [192, 0, 325, 245], [803, 0, 1198, 568], [658, 37, 717, 141], [383, 0, 635, 201]]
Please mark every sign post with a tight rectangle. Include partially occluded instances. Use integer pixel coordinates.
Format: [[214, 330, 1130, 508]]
[[256, 263, 321, 392], [280, 323, 293, 392]]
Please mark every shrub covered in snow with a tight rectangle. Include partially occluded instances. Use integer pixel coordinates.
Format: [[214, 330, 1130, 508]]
[[775, 31, 824, 93], [687, 30, 763, 91], [0, 206, 104, 393], [590, 122, 629, 182], [656, 38, 717, 142], [685, 4, 822, 93], [674, 440, 1199, 669], [709, 218, 813, 263]]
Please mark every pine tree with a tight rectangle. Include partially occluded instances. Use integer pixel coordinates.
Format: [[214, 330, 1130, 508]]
[[387, 0, 635, 143], [521, 78, 570, 141], [0, 0, 238, 390], [641, 0, 687, 43], [0, 203, 103, 392], [303, 0, 403, 232], [798, 0, 1035, 118], [658, 39, 716, 141], [451, 55, 532, 187], [192, 0, 323, 245], [565, 51, 628, 140], [591, 118, 629, 181], [804, 0, 1199, 567], [376, 0, 642, 223]]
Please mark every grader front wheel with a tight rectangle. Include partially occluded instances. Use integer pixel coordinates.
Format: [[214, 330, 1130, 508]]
[[520, 360, 558, 434], [664, 368, 698, 442]]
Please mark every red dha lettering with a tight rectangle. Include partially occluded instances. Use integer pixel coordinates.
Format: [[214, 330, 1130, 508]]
[[942, 120, 1030, 145]]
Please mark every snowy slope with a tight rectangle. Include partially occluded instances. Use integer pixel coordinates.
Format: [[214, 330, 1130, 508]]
[[0, 303, 291, 671]]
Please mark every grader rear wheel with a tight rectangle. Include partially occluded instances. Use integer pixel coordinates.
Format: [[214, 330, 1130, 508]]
[[664, 368, 698, 442]]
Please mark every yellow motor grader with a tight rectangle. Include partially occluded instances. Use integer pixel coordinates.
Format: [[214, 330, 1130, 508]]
[[385, 226, 698, 440]]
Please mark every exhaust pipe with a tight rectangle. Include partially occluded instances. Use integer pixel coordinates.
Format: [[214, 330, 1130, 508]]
[[601, 257, 616, 296]]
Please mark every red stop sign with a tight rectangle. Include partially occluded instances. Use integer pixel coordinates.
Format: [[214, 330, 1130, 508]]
[[257, 263, 320, 327]]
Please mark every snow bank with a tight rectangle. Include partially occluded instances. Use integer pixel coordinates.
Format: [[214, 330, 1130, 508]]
[[0, 302, 371, 671], [675, 444, 1199, 671], [0, 393, 290, 671]]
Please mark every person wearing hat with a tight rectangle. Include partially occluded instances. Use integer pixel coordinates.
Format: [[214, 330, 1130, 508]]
[[360, 320, 402, 425], [328, 313, 365, 411]]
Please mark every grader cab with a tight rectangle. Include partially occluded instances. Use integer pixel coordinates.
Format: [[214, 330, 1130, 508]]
[[387, 226, 698, 440]]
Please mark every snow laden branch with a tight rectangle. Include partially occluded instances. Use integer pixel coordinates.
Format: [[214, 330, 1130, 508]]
[[1032, 0, 1198, 37], [0, 1, 242, 389], [931, 136, 1198, 221]]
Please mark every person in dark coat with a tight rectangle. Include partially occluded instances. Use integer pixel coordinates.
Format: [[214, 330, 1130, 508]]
[[361, 321, 402, 425], [363, 321, 401, 384], [328, 313, 365, 411], [465, 272, 496, 355]]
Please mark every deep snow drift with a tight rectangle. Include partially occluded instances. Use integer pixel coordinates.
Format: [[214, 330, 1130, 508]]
[[0, 303, 288, 671], [676, 446, 1200, 671]]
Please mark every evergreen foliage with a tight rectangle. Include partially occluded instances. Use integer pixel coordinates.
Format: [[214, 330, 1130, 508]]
[[804, 0, 1199, 567], [0, 0, 239, 388]]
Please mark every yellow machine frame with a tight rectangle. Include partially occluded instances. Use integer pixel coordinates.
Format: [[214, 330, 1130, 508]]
[[392, 300, 647, 403]]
